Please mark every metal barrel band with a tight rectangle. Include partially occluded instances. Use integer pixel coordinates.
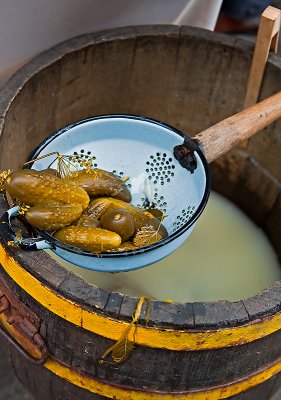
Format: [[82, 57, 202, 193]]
[[0, 243, 280, 351], [43, 355, 281, 400]]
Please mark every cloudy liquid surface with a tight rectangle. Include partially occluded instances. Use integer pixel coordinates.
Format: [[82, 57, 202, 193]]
[[46, 192, 281, 302]]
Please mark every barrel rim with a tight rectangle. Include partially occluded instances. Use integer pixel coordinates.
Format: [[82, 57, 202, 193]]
[[0, 25, 280, 331]]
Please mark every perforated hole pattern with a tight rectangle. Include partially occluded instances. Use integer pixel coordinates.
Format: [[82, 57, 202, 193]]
[[75, 149, 196, 232]]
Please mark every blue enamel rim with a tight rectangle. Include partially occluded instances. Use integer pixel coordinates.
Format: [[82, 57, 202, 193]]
[[26, 114, 211, 258]]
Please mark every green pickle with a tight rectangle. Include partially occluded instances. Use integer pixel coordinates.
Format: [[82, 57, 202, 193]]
[[54, 226, 122, 252], [146, 216, 168, 239], [26, 203, 83, 231], [72, 169, 131, 202], [107, 242, 137, 252], [100, 208, 135, 241], [5, 169, 90, 209], [41, 168, 59, 176], [85, 198, 112, 219], [73, 214, 101, 229], [4, 165, 168, 253], [87, 197, 167, 237], [87, 198, 149, 231]]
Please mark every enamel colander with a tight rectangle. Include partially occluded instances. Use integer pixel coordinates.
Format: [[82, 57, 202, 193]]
[[3, 115, 210, 272], [2, 90, 281, 273]]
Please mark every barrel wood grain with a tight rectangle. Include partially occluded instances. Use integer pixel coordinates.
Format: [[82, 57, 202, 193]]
[[8, 347, 281, 400], [265, 192, 281, 260], [0, 189, 281, 394], [247, 57, 281, 179]]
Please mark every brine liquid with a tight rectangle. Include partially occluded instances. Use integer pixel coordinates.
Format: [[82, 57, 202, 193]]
[[46, 192, 281, 302]]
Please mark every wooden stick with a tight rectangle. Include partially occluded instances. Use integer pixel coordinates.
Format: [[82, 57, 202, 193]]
[[194, 90, 281, 163], [241, 7, 280, 148], [195, 7, 281, 163], [244, 6, 281, 109]]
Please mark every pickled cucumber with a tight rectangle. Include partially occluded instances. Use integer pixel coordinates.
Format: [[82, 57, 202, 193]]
[[87, 198, 149, 231], [100, 208, 134, 241], [4, 164, 168, 253], [41, 168, 59, 176], [54, 226, 122, 252], [87, 197, 166, 235], [85, 197, 112, 219], [26, 203, 83, 231], [72, 169, 131, 202], [5, 169, 89, 209], [147, 217, 168, 239], [73, 214, 101, 229], [107, 242, 137, 252]]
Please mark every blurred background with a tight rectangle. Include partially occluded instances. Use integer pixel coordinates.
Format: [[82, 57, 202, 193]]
[[0, 0, 222, 88]]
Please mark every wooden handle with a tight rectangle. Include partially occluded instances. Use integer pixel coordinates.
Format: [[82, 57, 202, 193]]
[[194, 90, 281, 163]]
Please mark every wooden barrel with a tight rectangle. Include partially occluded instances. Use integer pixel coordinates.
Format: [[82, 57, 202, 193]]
[[0, 26, 280, 400]]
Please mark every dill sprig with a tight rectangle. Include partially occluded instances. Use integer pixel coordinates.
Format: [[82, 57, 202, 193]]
[[0, 169, 11, 191], [133, 225, 162, 248], [133, 210, 165, 248], [24, 151, 96, 179]]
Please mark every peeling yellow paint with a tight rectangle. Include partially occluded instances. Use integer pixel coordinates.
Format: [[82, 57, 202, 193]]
[[0, 244, 281, 351], [45, 357, 281, 399]]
